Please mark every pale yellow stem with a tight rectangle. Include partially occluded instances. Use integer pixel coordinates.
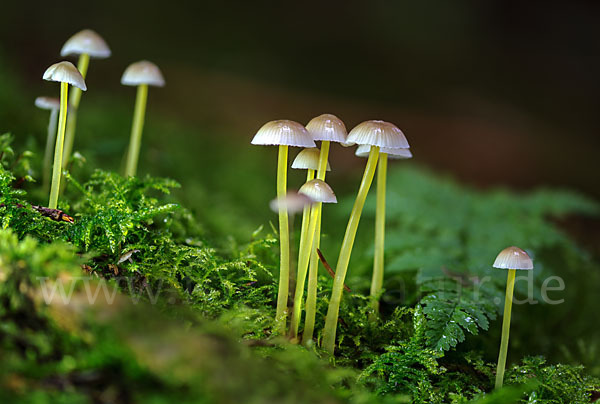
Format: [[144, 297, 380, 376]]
[[125, 84, 148, 177], [289, 169, 315, 338], [495, 269, 516, 389], [322, 146, 380, 354], [62, 53, 89, 169], [370, 153, 388, 315], [302, 210, 321, 345], [300, 140, 330, 343], [42, 108, 58, 191], [48, 82, 69, 209], [274, 145, 290, 335]]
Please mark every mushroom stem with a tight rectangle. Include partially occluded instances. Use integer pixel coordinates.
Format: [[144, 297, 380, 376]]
[[275, 144, 290, 335], [42, 108, 59, 191], [62, 53, 89, 169], [300, 140, 331, 341], [370, 152, 388, 315], [290, 201, 320, 337], [322, 145, 380, 354], [302, 211, 321, 345], [495, 268, 516, 389], [125, 84, 148, 177], [48, 82, 69, 209], [289, 169, 314, 338]]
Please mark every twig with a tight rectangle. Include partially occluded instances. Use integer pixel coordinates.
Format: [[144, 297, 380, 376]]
[[316, 248, 351, 293]]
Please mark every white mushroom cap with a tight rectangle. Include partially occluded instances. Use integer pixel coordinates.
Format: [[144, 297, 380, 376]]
[[43, 61, 87, 91], [306, 114, 348, 143], [269, 192, 313, 214], [251, 120, 316, 148], [291, 148, 331, 171], [298, 179, 337, 204], [347, 120, 409, 149], [493, 246, 534, 270], [60, 29, 111, 59], [355, 144, 413, 160], [121, 61, 165, 87], [35, 96, 60, 110]]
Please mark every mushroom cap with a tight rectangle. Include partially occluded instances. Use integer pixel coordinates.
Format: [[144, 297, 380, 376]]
[[60, 29, 111, 58], [347, 120, 410, 149], [269, 192, 313, 214], [493, 246, 534, 270], [43, 61, 87, 91], [291, 148, 331, 171], [35, 96, 60, 110], [355, 144, 413, 160], [298, 179, 337, 204], [121, 61, 165, 87], [306, 113, 348, 143], [251, 120, 316, 148]]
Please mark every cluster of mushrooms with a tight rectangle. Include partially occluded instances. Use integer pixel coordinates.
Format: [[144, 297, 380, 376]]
[[252, 117, 535, 388], [37, 29, 165, 209], [33, 28, 535, 390]]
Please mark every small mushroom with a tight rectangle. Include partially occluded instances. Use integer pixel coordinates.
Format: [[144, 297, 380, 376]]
[[355, 144, 412, 316], [269, 192, 313, 215], [251, 120, 315, 334], [301, 114, 347, 344], [35, 96, 61, 191], [493, 246, 534, 389], [290, 178, 337, 344], [60, 29, 111, 167], [290, 148, 330, 340], [121, 61, 165, 177], [322, 120, 408, 354], [42, 61, 86, 209]]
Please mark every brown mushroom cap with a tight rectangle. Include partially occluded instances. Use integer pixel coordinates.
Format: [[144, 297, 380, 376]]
[[298, 179, 337, 204], [121, 61, 165, 87], [306, 113, 347, 143], [493, 246, 534, 270], [347, 120, 409, 149], [43, 61, 87, 91], [60, 29, 111, 58], [251, 120, 316, 148]]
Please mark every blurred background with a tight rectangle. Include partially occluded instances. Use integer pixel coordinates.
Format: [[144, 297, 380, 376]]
[[0, 0, 599, 378]]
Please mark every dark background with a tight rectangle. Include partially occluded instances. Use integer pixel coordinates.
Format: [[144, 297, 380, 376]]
[[2, 0, 599, 197]]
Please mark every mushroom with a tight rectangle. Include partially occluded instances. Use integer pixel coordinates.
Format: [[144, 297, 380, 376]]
[[35, 97, 61, 191], [300, 114, 347, 343], [493, 246, 534, 389], [42, 61, 87, 209], [355, 144, 412, 315], [289, 149, 331, 339], [121, 61, 165, 177], [251, 120, 316, 334], [60, 29, 111, 167], [269, 192, 313, 215], [321, 120, 409, 354]]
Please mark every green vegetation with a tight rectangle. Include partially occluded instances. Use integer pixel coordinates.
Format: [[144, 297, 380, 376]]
[[0, 45, 599, 403]]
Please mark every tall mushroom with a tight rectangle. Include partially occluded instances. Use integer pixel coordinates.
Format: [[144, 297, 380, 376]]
[[60, 29, 111, 167], [301, 114, 347, 343], [121, 61, 165, 177], [289, 148, 330, 339], [35, 97, 61, 191], [251, 120, 316, 334], [322, 120, 409, 354], [355, 144, 412, 315], [42, 61, 87, 209], [493, 246, 534, 389]]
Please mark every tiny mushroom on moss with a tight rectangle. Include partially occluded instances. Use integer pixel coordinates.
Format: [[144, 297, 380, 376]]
[[42, 61, 86, 209], [60, 29, 111, 167], [493, 246, 534, 389], [251, 120, 316, 334], [322, 119, 409, 354], [121, 61, 165, 177]]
